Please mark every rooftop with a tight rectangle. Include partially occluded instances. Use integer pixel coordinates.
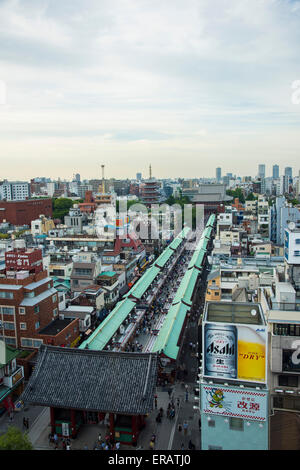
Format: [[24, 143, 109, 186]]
[[38, 318, 75, 336], [21, 345, 158, 415], [204, 301, 265, 325]]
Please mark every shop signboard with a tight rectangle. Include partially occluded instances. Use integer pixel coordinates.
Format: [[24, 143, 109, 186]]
[[202, 384, 268, 421], [203, 321, 267, 383]]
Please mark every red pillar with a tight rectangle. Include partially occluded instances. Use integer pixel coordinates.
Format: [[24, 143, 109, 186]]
[[70, 409, 76, 438], [109, 413, 115, 439], [132, 415, 138, 445], [50, 407, 55, 434]]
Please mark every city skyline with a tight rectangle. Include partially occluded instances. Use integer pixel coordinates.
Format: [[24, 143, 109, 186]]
[[0, 0, 300, 179]]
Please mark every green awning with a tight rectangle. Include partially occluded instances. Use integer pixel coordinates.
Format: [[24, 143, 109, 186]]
[[172, 268, 199, 306], [125, 265, 161, 300], [79, 298, 136, 351], [152, 302, 190, 360], [154, 247, 174, 268]]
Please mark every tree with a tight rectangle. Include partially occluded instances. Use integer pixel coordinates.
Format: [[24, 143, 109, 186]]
[[52, 197, 74, 221], [0, 426, 33, 450], [245, 192, 257, 201], [226, 188, 245, 204]]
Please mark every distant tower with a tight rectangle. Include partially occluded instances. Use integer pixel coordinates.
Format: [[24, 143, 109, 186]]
[[258, 164, 265, 179], [149, 164, 152, 179], [216, 167, 221, 183], [272, 165, 279, 179], [98, 164, 105, 193], [101, 164, 105, 193]]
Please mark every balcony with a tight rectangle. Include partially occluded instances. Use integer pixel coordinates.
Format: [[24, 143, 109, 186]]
[[2, 366, 24, 389], [271, 301, 300, 312]]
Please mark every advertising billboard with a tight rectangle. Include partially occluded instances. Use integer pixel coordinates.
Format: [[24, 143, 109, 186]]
[[203, 322, 267, 384], [201, 384, 268, 421]]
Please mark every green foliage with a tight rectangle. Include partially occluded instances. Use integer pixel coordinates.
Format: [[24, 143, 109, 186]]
[[289, 198, 299, 206], [226, 188, 245, 204], [245, 192, 257, 201], [0, 233, 9, 239], [52, 198, 74, 221], [0, 426, 33, 450], [164, 194, 191, 207]]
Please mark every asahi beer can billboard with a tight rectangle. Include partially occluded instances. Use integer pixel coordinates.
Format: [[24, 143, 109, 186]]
[[203, 322, 267, 383]]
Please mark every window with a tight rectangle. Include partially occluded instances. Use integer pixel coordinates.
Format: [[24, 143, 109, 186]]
[[0, 291, 13, 299], [24, 292, 35, 298], [208, 419, 215, 427], [33, 340, 43, 348], [229, 418, 244, 431], [52, 294, 57, 303], [1, 307, 14, 315], [273, 395, 300, 411], [35, 321, 40, 330], [5, 337, 16, 347], [282, 350, 300, 372], [4, 322, 15, 330], [53, 308, 58, 317], [278, 375, 298, 387], [19, 307, 26, 315], [274, 324, 300, 336], [21, 338, 33, 347], [20, 323, 27, 330], [34, 306, 40, 314]]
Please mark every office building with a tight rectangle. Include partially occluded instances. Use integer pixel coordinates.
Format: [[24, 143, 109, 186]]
[[273, 165, 279, 179], [0, 181, 30, 201], [258, 165, 266, 179]]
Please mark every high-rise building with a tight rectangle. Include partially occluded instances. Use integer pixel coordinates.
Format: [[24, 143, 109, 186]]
[[216, 167, 222, 183], [284, 167, 293, 183], [75, 173, 81, 183], [199, 302, 269, 450], [258, 164, 266, 179], [136, 173, 142, 181], [272, 165, 279, 179], [0, 181, 30, 201]]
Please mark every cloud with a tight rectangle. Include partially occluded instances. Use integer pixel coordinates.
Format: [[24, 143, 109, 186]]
[[0, 0, 300, 178]]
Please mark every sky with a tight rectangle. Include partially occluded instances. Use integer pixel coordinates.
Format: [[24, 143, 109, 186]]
[[0, 0, 300, 180]]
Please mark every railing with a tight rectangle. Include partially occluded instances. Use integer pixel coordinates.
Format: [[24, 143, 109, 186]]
[[3, 366, 24, 388], [271, 301, 300, 312]]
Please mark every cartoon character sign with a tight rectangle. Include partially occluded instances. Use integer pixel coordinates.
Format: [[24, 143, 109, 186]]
[[206, 388, 225, 409]]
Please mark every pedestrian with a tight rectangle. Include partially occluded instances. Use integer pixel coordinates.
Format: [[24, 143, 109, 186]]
[[26, 418, 29, 429], [181, 443, 184, 451], [188, 440, 195, 450], [177, 398, 180, 408], [154, 394, 158, 409], [53, 433, 58, 445], [98, 432, 102, 443], [178, 423, 182, 433], [23, 417, 26, 428], [149, 440, 155, 450], [183, 421, 188, 435], [66, 442, 71, 450], [116, 441, 120, 450], [167, 388, 172, 399]]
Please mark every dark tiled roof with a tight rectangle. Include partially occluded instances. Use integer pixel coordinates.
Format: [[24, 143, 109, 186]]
[[38, 318, 75, 336], [21, 345, 158, 415]]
